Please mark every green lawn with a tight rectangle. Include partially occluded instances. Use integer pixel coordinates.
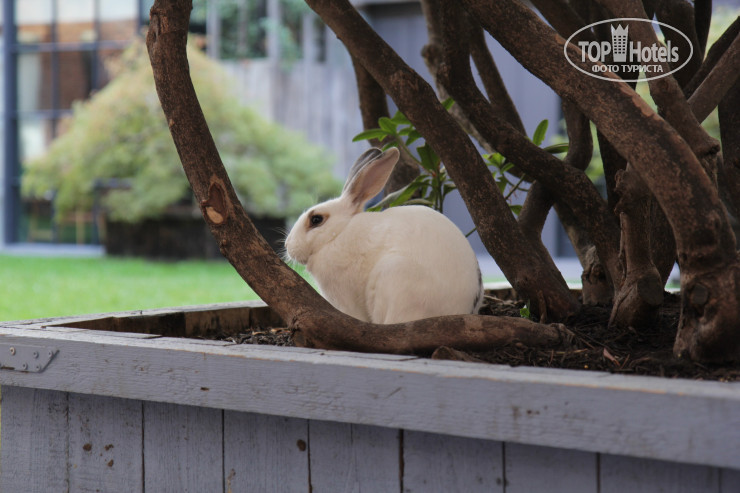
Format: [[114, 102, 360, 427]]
[[0, 255, 291, 322], [0, 254, 515, 322]]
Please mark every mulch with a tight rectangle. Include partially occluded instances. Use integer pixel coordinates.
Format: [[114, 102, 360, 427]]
[[217, 290, 740, 382], [474, 291, 740, 382]]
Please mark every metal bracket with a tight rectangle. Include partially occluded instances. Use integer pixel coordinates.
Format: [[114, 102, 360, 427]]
[[0, 344, 58, 373]]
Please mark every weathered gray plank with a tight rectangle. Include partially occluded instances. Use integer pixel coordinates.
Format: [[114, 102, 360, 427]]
[[143, 401, 223, 493], [403, 430, 504, 493], [0, 322, 738, 469], [600, 454, 720, 493], [309, 420, 400, 492], [0, 386, 69, 492], [504, 442, 597, 493], [224, 411, 309, 492], [721, 467, 740, 492], [68, 393, 143, 492]]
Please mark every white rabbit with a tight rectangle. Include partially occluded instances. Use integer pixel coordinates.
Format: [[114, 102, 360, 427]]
[[285, 147, 483, 324]]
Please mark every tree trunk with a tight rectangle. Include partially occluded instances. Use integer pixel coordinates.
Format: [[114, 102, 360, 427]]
[[609, 166, 664, 329], [147, 0, 740, 363], [350, 57, 420, 194], [145, 0, 573, 355], [461, 0, 739, 362], [304, 0, 580, 320]]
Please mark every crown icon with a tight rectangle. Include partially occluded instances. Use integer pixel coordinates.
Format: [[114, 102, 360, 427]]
[[611, 24, 629, 62]]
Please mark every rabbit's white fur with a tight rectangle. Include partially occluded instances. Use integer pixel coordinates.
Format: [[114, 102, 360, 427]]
[[285, 147, 483, 324]]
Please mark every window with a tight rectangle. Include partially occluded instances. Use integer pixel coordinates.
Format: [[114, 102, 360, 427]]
[[191, 0, 316, 62], [3, 0, 147, 244]]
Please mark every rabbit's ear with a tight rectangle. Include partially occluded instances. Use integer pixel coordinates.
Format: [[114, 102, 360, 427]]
[[343, 147, 400, 210], [343, 148, 384, 194]]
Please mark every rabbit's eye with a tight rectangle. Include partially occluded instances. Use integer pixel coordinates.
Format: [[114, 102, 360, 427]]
[[309, 214, 324, 228]]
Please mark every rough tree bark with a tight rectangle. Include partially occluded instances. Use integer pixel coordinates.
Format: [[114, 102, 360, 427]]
[[148, 0, 740, 363], [145, 0, 572, 355], [415, 0, 622, 285], [528, 0, 616, 306], [350, 57, 420, 194], [687, 28, 740, 124], [610, 166, 664, 329], [596, 0, 720, 172], [305, 0, 580, 321], [693, 17, 740, 218], [654, 0, 703, 89], [422, 0, 614, 307], [460, 0, 740, 362]]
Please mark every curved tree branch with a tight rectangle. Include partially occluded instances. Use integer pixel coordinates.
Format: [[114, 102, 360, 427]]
[[687, 28, 740, 124], [305, 0, 580, 320], [519, 100, 596, 286], [461, 0, 739, 362], [530, 0, 590, 41], [146, 0, 573, 354], [468, 25, 525, 135], [350, 56, 420, 194], [418, 6, 496, 156], [694, 0, 713, 59], [429, 1, 621, 285], [463, 0, 735, 263], [594, 0, 719, 166], [685, 15, 740, 98], [550, 100, 615, 306], [718, 64, 740, 217], [655, 0, 703, 90], [610, 165, 664, 329]]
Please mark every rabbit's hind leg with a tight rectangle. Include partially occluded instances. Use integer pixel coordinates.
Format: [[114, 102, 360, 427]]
[[366, 255, 435, 324]]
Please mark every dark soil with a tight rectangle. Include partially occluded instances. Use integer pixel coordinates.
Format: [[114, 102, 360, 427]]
[[474, 291, 740, 382], [216, 290, 740, 382]]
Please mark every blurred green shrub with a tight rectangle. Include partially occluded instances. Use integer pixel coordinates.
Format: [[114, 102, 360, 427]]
[[22, 38, 340, 222]]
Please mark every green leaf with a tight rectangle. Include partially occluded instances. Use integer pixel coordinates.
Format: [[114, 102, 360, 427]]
[[405, 198, 435, 207], [485, 152, 503, 167], [519, 305, 531, 319], [500, 162, 515, 173], [390, 110, 411, 125], [367, 175, 430, 211], [378, 116, 397, 135], [443, 183, 456, 196], [441, 97, 455, 110], [404, 130, 422, 146], [543, 142, 570, 154], [532, 119, 549, 146], [367, 186, 406, 211], [352, 128, 389, 142], [390, 180, 425, 207], [496, 177, 508, 193], [509, 204, 523, 215], [417, 144, 439, 172], [388, 190, 416, 208]]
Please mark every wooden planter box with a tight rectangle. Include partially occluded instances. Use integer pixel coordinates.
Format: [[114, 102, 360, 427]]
[[0, 301, 738, 492]]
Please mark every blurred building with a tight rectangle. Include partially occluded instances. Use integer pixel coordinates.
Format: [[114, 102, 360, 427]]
[[0, 0, 566, 265], [1, 0, 150, 248]]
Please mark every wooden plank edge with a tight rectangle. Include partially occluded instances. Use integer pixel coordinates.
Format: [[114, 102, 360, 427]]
[[0, 326, 737, 470]]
